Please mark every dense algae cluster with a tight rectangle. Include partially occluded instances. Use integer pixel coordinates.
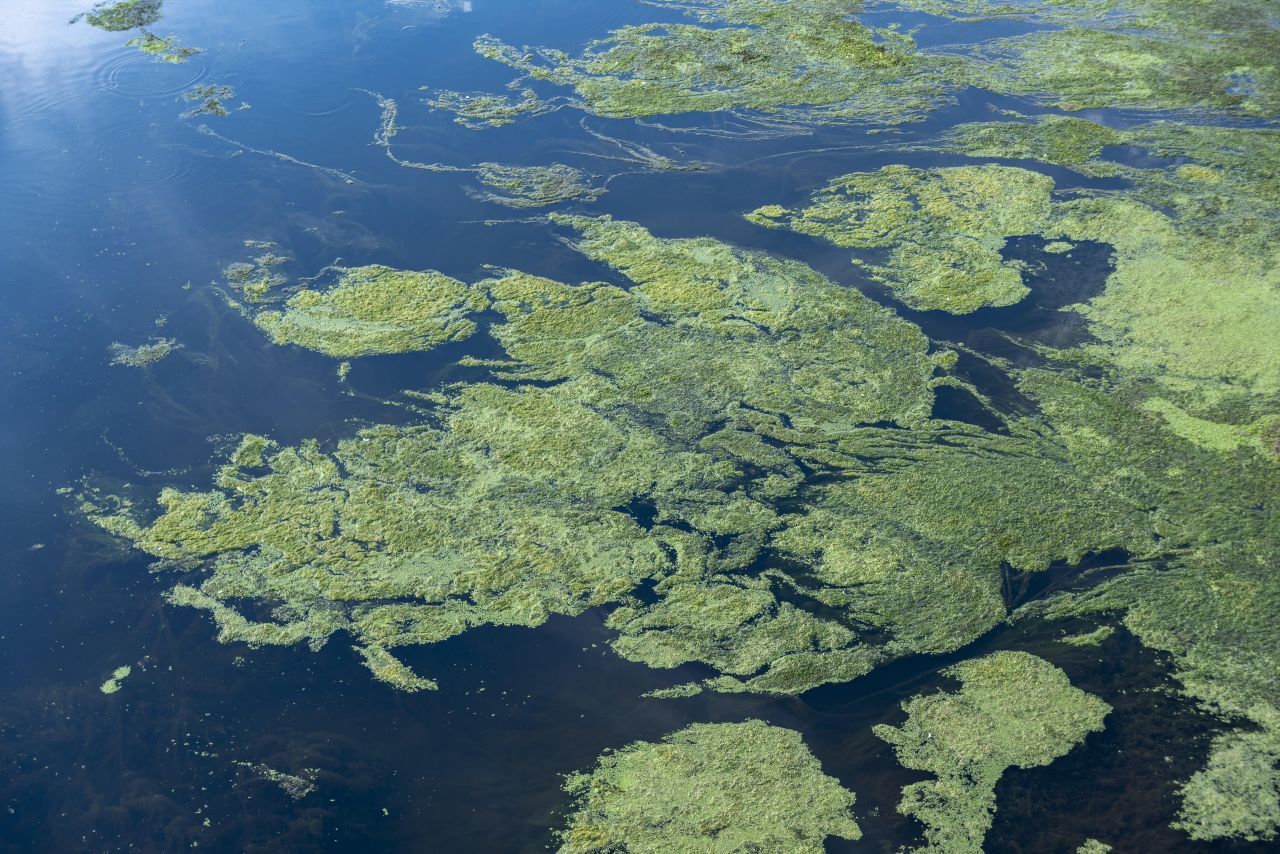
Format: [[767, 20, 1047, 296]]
[[874, 651, 1110, 852], [558, 720, 859, 852], [80, 0, 1280, 846]]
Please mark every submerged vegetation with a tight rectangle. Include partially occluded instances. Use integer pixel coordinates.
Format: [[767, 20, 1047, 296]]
[[557, 720, 859, 852]]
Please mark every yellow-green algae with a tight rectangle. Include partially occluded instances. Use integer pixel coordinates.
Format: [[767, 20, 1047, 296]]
[[470, 163, 603, 208], [1077, 840, 1112, 854], [441, 0, 958, 124], [99, 665, 132, 694], [251, 265, 488, 358], [748, 164, 1054, 313], [557, 720, 859, 853], [874, 651, 1110, 853]]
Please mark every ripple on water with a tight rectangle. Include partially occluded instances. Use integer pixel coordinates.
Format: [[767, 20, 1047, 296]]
[[97, 47, 209, 98]]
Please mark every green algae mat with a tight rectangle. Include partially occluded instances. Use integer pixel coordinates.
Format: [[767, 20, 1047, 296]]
[[5, 0, 1278, 849]]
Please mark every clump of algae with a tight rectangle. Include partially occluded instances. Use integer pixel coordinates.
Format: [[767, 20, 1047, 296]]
[[126, 32, 198, 63], [470, 163, 603, 208], [874, 651, 1110, 852], [99, 665, 132, 694], [748, 163, 1054, 313], [182, 84, 237, 119], [109, 337, 180, 367], [423, 87, 553, 129], [76, 0, 162, 31], [252, 265, 489, 358], [441, 0, 956, 125], [557, 720, 859, 853]]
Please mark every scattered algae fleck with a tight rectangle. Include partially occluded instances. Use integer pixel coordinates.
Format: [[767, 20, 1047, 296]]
[[109, 337, 180, 367], [1077, 841, 1112, 854], [233, 761, 318, 800], [252, 265, 488, 358], [99, 665, 132, 694], [874, 651, 1110, 852], [558, 720, 859, 853]]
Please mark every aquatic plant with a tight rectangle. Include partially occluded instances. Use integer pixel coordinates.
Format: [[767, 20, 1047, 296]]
[[874, 651, 1110, 852], [557, 720, 859, 852], [423, 88, 554, 129], [252, 265, 488, 358], [108, 337, 180, 367]]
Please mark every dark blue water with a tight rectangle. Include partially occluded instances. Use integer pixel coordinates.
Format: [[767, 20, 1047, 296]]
[[0, 1, 1263, 851]]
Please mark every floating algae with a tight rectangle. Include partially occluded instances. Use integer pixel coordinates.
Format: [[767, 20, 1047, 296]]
[[109, 337, 180, 367], [469, 163, 603, 208], [440, 0, 957, 125], [874, 651, 1110, 853], [98, 665, 132, 694], [182, 84, 237, 119], [251, 265, 488, 358], [76, 0, 163, 31], [1077, 840, 1112, 854], [423, 87, 555, 129], [126, 32, 198, 63], [557, 720, 859, 853], [748, 164, 1054, 313]]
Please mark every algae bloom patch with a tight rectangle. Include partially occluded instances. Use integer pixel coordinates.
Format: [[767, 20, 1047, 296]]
[[875, 651, 1110, 852], [557, 720, 859, 853], [252, 265, 488, 358]]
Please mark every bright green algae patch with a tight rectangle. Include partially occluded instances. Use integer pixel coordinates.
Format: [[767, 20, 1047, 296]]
[[557, 720, 859, 852], [748, 164, 1054, 313], [252, 265, 488, 358], [875, 651, 1110, 853]]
